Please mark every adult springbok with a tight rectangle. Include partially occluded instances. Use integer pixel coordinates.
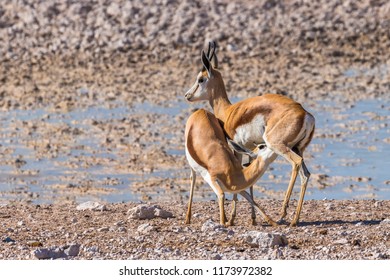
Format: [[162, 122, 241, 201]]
[[184, 42, 315, 226], [185, 108, 277, 226]]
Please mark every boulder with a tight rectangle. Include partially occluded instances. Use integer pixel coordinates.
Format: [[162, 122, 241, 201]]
[[243, 231, 288, 248], [128, 205, 173, 220], [76, 201, 107, 211]]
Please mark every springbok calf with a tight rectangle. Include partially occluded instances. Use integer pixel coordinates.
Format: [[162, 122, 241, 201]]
[[185, 108, 277, 226], [184, 42, 315, 226]]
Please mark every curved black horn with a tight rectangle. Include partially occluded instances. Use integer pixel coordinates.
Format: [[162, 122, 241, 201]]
[[201, 41, 218, 71], [201, 50, 211, 76], [206, 42, 212, 59], [208, 41, 218, 68], [213, 52, 219, 68], [208, 41, 216, 61]]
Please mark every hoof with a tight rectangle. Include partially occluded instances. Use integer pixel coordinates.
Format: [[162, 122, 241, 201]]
[[278, 213, 287, 222], [225, 220, 234, 227], [267, 219, 278, 227], [289, 221, 298, 227]]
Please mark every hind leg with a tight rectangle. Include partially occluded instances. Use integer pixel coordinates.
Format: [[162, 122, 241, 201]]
[[267, 113, 314, 226], [290, 159, 310, 226], [278, 149, 302, 222], [265, 142, 302, 224]]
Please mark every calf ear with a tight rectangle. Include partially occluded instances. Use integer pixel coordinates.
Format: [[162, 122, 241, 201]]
[[201, 50, 212, 78], [227, 139, 257, 159]]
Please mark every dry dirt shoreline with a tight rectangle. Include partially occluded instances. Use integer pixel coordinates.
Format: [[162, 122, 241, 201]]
[[1, 199, 390, 260]]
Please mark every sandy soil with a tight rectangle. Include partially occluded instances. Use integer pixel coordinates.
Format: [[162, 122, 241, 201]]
[[0, 0, 389, 259], [1, 200, 390, 260]]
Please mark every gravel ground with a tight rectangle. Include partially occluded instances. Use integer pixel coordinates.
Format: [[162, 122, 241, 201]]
[[1, 200, 390, 260], [0, 0, 389, 260]]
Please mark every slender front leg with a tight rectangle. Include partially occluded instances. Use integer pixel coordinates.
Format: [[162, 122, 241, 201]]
[[239, 191, 277, 226], [217, 192, 226, 226], [226, 194, 238, 226], [208, 180, 227, 226], [185, 169, 196, 224], [250, 186, 256, 225]]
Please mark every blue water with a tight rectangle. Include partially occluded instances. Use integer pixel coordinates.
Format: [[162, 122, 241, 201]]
[[0, 97, 389, 203], [282, 99, 389, 200]]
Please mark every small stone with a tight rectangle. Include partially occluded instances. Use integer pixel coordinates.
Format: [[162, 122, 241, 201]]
[[201, 219, 226, 232], [381, 218, 390, 224], [128, 204, 173, 220], [84, 246, 99, 253], [27, 240, 43, 247], [65, 244, 80, 257], [243, 231, 288, 248], [17, 221, 25, 226], [3, 237, 15, 243], [212, 253, 222, 260], [33, 248, 51, 259], [106, 3, 120, 17], [318, 228, 328, 235], [76, 201, 107, 211], [117, 227, 126, 232], [172, 227, 184, 233], [97, 227, 109, 232], [173, 249, 181, 256], [333, 238, 349, 245], [374, 201, 382, 208], [33, 247, 67, 259], [322, 247, 330, 254], [325, 203, 335, 211], [137, 223, 155, 234], [114, 221, 124, 227], [154, 207, 174, 219], [128, 205, 156, 219], [51, 247, 68, 259]]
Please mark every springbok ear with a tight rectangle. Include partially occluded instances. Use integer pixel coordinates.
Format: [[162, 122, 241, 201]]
[[227, 139, 257, 159], [201, 50, 212, 78]]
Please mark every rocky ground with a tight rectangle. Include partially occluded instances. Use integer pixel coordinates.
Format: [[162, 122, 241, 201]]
[[1, 199, 390, 260], [0, 0, 389, 260]]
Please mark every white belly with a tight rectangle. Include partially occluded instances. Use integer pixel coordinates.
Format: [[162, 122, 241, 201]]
[[233, 115, 266, 148]]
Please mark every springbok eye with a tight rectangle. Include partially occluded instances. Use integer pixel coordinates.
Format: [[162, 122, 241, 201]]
[[198, 77, 204, 83], [258, 144, 266, 150]]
